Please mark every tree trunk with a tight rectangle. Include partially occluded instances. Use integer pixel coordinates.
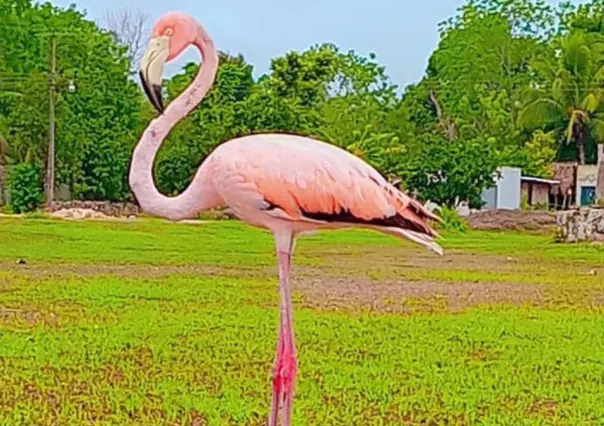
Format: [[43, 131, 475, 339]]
[[597, 144, 604, 203], [429, 90, 456, 141], [577, 138, 586, 165]]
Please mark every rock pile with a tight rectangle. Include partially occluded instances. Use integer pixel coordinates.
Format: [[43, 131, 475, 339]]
[[46, 201, 139, 221]]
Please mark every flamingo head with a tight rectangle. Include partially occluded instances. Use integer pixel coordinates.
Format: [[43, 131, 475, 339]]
[[139, 12, 197, 114]]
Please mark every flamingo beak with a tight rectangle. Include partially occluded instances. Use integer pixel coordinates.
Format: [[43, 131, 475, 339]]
[[139, 36, 170, 114]]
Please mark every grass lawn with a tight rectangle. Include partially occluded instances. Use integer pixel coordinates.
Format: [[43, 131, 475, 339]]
[[1, 217, 604, 425]]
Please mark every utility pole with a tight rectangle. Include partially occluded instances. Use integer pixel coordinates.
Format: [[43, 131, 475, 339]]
[[46, 37, 56, 207]]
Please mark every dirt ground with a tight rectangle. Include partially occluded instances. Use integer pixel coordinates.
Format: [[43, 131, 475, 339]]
[[4, 244, 591, 315], [295, 276, 545, 313], [466, 209, 556, 232]]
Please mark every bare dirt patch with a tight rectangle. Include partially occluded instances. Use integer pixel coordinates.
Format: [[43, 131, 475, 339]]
[[293, 274, 545, 313], [525, 399, 559, 418], [0, 306, 60, 328], [3, 248, 597, 314], [341, 250, 516, 273], [467, 210, 556, 232], [0, 263, 257, 279]]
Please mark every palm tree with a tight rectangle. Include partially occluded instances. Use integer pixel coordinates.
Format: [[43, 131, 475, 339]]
[[518, 31, 604, 166]]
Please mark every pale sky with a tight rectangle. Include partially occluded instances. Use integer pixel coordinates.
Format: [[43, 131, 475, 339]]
[[50, 0, 583, 89]]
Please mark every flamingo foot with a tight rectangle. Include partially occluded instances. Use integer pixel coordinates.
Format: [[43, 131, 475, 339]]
[[281, 354, 297, 425], [269, 335, 298, 426]]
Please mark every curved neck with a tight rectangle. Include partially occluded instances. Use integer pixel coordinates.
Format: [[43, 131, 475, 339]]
[[129, 24, 220, 221]]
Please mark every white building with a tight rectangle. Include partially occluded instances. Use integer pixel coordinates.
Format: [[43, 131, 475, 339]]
[[481, 167, 522, 210]]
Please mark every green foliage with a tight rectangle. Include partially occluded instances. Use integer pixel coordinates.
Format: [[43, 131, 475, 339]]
[[0, 0, 142, 201], [436, 206, 468, 232], [427, 1, 549, 147], [155, 54, 255, 194], [440, 0, 556, 37], [402, 134, 498, 208], [73, 137, 131, 201], [521, 192, 531, 210], [7, 162, 43, 213], [518, 30, 604, 165], [521, 130, 558, 177], [4, 0, 604, 209], [560, 0, 604, 34]]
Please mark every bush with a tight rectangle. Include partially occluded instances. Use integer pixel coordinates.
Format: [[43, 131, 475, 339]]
[[8, 163, 44, 213], [437, 206, 468, 233], [73, 138, 130, 201]]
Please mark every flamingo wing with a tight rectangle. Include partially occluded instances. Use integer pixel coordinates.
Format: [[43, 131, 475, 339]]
[[210, 134, 442, 254]]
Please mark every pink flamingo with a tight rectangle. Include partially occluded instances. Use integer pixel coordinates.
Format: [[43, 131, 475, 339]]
[[132, 11, 443, 426]]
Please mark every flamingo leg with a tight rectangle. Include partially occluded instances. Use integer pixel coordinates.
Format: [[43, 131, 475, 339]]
[[269, 234, 297, 426]]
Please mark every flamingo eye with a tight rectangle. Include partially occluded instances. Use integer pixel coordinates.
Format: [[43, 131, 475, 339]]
[[163, 28, 174, 37]]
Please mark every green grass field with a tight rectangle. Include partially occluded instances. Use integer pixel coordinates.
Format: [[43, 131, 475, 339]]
[[1, 217, 604, 425]]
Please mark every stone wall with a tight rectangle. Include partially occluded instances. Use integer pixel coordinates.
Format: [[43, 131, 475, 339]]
[[556, 208, 604, 242]]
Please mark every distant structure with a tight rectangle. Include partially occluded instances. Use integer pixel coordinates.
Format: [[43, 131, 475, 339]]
[[521, 176, 560, 208], [481, 167, 522, 210], [551, 162, 597, 209], [481, 166, 559, 210]]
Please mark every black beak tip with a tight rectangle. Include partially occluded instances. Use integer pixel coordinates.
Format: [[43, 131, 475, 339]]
[[152, 84, 165, 114], [139, 71, 165, 115]]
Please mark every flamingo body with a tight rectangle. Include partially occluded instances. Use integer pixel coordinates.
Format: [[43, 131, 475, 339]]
[[205, 133, 442, 253]]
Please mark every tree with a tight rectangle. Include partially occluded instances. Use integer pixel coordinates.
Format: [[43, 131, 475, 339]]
[[103, 7, 149, 74], [246, 44, 342, 134], [398, 0, 556, 194], [559, 0, 604, 35], [439, 0, 556, 38], [520, 130, 558, 177], [156, 53, 255, 194], [558, 0, 604, 201], [518, 31, 604, 165], [0, 0, 144, 201], [7, 162, 43, 213], [425, 2, 549, 144], [401, 134, 498, 208], [1, 0, 587, 208]]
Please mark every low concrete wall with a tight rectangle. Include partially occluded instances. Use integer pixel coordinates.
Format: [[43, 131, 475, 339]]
[[556, 208, 604, 242]]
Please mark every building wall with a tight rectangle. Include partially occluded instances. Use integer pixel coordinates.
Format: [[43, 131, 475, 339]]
[[497, 167, 521, 209], [576, 165, 598, 206], [480, 166, 521, 209], [521, 181, 550, 208], [481, 186, 497, 209]]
